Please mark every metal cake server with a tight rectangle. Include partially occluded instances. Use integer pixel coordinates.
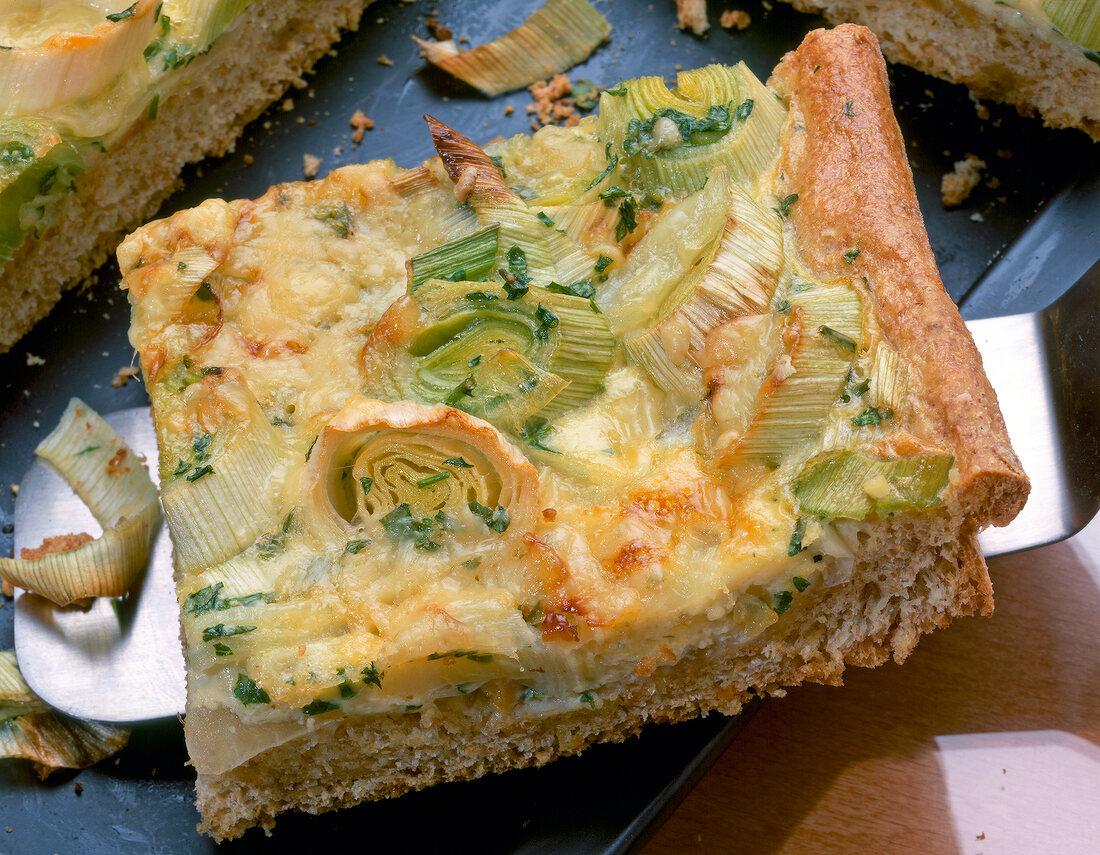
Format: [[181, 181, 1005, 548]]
[[11, 262, 1100, 722]]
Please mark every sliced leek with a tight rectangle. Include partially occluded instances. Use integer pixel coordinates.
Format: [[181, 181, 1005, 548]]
[[0, 399, 158, 606], [867, 342, 907, 411], [303, 399, 539, 545], [411, 0, 611, 96], [598, 64, 787, 196], [158, 376, 288, 574], [0, 0, 159, 117], [0, 650, 129, 779], [1042, 0, 1100, 51], [409, 224, 500, 290], [793, 450, 955, 519], [624, 181, 784, 399], [729, 279, 864, 467]]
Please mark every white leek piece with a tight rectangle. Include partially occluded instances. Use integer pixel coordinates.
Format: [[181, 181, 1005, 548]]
[[0, 0, 159, 117], [0, 399, 158, 606], [0, 650, 129, 778]]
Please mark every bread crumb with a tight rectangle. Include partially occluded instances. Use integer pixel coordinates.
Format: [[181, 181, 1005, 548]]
[[281, 97, 294, 112], [242, 154, 254, 166], [21, 533, 94, 561], [970, 212, 985, 222], [111, 366, 139, 388], [720, 9, 751, 29], [25, 353, 45, 366], [425, 16, 452, 40], [349, 109, 375, 145], [676, 0, 709, 35], [10, 484, 18, 497], [377, 54, 394, 66], [1, 577, 13, 598], [74, 782, 84, 796], [302, 154, 322, 179], [985, 175, 1001, 190], [941, 154, 986, 207], [526, 74, 597, 127], [504, 104, 514, 116], [996, 148, 1013, 159], [977, 832, 986, 840]]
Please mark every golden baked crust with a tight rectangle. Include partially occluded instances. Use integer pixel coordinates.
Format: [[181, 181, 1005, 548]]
[[122, 25, 1027, 841], [769, 25, 1029, 529]]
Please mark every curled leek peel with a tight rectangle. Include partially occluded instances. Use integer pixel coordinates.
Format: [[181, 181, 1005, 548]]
[[303, 399, 539, 545], [0, 399, 158, 606], [0, 650, 129, 779], [0, 118, 86, 265], [158, 373, 287, 574], [793, 450, 955, 519], [426, 115, 593, 285], [1042, 0, 1100, 51], [410, 0, 611, 96], [727, 279, 864, 468], [624, 181, 784, 400], [366, 279, 614, 420], [0, 0, 159, 117], [597, 63, 787, 196]]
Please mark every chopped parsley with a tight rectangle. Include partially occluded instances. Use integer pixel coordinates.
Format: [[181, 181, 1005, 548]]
[[443, 457, 473, 468], [185, 464, 213, 482], [256, 512, 293, 559], [536, 211, 555, 228], [148, 92, 159, 120], [489, 154, 506, 177], [345, 539, 371, 554], [775, 193, 799, 218], [0, 142, 35, 169], [844, 100, 856, 117], [309, 203, 354, 238], [520, 416, 558, 453], [772, 590, 794, 615], [583, 144, 620, 191], [302, 699, 340, 716], [1085, 48, 1100, 68], [545, 280, 596, 300], [76, 445, 101, 456], [444, 376, 477, 406], [183, 582, 274, 616], [622, 102, 745, 158], [579, 691, 597, 709], [106, 4, 137, 22], [842, 247, 861, 264], [535, 305, 559, 340], [615, 197, 638, 242], [202, 624, 256, 642], [213, 643, 233, 656], [426, 649, 493, 663], [360, 476, 373, 496], [572, 79, 600, 111], [305, 436, 317, 460], [361, 662, 384, 689], [598, 185, 630, 205], [233, 674, 270, 705], [793, 576, 810, 593], [468, 501, 511, 533], [338, 678, 357, 699], [788, 517, 806, 556], [594, 255, 613, 274], [851, 406, 895, 427], [380, 502, 444, 550], [416, 472, 449, 488], [604, 82, 628, 96], [775, 298, 791, 313], [819, 325, 857, 352], [500, 246, 530, 298]]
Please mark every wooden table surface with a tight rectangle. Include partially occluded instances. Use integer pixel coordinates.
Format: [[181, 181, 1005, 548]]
[[643, 515, 1100, 855]]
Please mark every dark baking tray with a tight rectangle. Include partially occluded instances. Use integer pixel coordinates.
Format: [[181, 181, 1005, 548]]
[[1, 1, 1096, 852]]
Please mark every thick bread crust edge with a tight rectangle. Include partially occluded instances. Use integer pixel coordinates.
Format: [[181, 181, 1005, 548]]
[[768, 24, 1029, 528]]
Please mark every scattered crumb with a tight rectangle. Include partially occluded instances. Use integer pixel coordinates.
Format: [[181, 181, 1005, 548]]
[[74, 782, 84, 796], [941, 154, 986, 207], [242, 154, 254, 166], [295, 116, 305, 124], [977, 832, 986, 840], [302, 154, 322, 179], [281, 97, 294, 112], [425, 16, 452, 40], [25, 353, 45, 367], [1, 577, 13, 598], [720, 9, 751, 29], [349, 109, 375, 145], [504, 104, 514, 116], [985, 175, 1001, 190], [21, 533, 94, 561], [10, 484, 18, 497], [377, 54, 394, 66], [970, 212, 985, 222], [996, 148, 1013, 159], [111, 366, 139, 388], [676, 0, 709, 35], [527, 74, 593, 127]]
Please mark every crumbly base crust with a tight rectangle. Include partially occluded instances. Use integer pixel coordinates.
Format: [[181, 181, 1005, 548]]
[[0, 0, 372, 352]]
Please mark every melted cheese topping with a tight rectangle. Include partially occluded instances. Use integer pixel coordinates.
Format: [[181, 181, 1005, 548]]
[[123, 100, 951, 775]]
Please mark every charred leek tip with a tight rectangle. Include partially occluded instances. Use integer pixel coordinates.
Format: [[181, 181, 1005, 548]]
[[0, 650, 129, 779], [0, 399, 158, 606], [1042, 0, 1100, 51], [597, 63, 786, 195], [409, 225, 501, 291], [411, 0, 611, 96], [404, 279, 613, 419], [0, 0, 158, 116], [793, 450, 955, 519]]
